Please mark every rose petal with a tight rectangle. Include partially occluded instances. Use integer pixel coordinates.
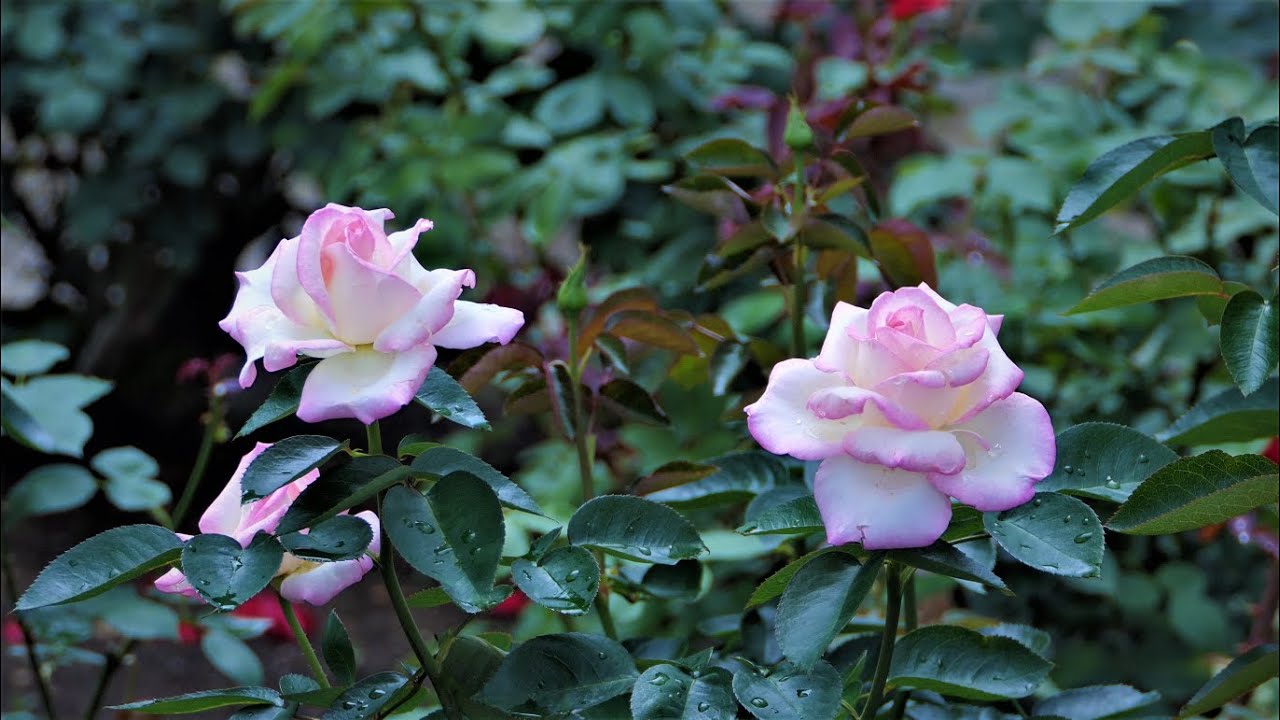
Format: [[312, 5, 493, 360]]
[[386, 218, 434, 267], [842, 426, 966, 474], [269, 236, 326, 329], [745, 359, 857, 460], [154, 567, 199, 597], [813, 456, 953, 549], [278, 555, 375, 606], [924, 347, 989, 387], [928, 392, 1055, 511], [950, 328, 1023, 423], [321, 240, 422, 345], [198, 443, 271, 536], [297, 346, 437, 424], [373, 269, 475, 353], [430, 301, 526, 350], [808, 384, 931, 430], [220, 252, 330, 388], [867, 287, 954, 347], [815, 301, 867, 372]]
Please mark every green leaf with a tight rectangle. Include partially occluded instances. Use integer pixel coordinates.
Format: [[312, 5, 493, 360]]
[[598, 378, 668, 425], [636, 560, 703, 600], [1160, 378, 1279, 445], [240, 435, 346, 501], [414, 366, 490, 430], [892, 541, 1009, 593], [985, 493, 1104, 577], [481, 632, 638, 714], [544, 360, 577, 440], [1, 381, 57, 452], [383, 477, 506, 613], [182, 533, 284, 611], [739, 496, 823, 536], [533, 73, 605, 135], [277, 456, 409, 534], [0, 339, 69, 376], [606, 310, 700, 355], [4, 374, 113, 457], [409, 446, 543, 516], [1066, 256, 1222, 314], [1038, 423, 1179, 502], [1198, 280, 1252, 326], [842, 105, 918, 140], [631, 664, 735, 720], [203, 628, 264, 685], [977, 624, 1052, 659], [1220, 290, 1278, 396], [94, 446, 170, 512], [746, 547, 849, 609], [1055, 131, 1215, 233], [511, 546, 599, 616], [5, 464, 98, 520], [776, 552, 884, 667], [664, 174, 752, 217], [17, 524, 182, 610], [440, 635, 509, 718], [1108, 451, 1279, 535], [1036, 684, 1160, 720], [869, 219, 937, 289], [888, 625, 1053, 700], [1212, 118, 1278, 215], [1180, 644, 1279, 718], [322, 610, 357, 686], [324, 673, 409, 719], [109, 687, 284, 714], [730, 660, 842, 720], [644, 452, 786, 508], [236, 363, 314, 438], [567, 495, 706, 564], [279, 515, 372, 562], [684, 138, 775, 177]]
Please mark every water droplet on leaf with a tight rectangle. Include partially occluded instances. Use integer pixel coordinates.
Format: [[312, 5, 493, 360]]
[[750, 698, 769, 708], [1074, 532, 1093, 544]]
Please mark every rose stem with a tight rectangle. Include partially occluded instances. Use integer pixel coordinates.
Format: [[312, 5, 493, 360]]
[[172, 392, 224, 528], [277, 591, 329, 688], [889, 574, 917, 720], [566, 314, 619, 640], [790, 155, 809, 359], [2, 549, 57, 719], [83, 640, 135, 720], [863, 561, 903, 719], [369, 420, 460, 718]]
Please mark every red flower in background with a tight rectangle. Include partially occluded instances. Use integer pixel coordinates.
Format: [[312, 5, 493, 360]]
[[232, 592, 316, 640], [489, 589, 531, 619], [889, 0, 948, 21], [1263, 437, 1278, 464], [177, 620, 204, 645], [3, 619, 25, 646]]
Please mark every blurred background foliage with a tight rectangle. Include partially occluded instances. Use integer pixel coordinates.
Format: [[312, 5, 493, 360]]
[[1, 0, 1277, 713]]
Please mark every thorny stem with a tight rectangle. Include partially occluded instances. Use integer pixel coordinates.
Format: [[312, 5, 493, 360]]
[[889, 575, 918, 720], [278, 593, 330, 688], [2, 549, 57, 720], [172, 393, 224, 529], [790, 155, 809, 359], [84, 639, 135, 720], [863, 562, 903, 719], [566, 316, 619, 640]]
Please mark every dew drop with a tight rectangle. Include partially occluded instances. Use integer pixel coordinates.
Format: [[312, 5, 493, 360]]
[[341, 700, 358, 710], [1063, 465, 1073, 475], [796, 689, 812, 698], [750, 698, 769, 708], [741, 524, 758, 533], [1063, 515, 1073, 524], [470, 546, 481, 555], [1138, 454, 1149, 463], [650, 672, 670, 686], [1033, 498, 1043, 507], [597, 651, 608, 659], [1074, 532, 1094, 544], [462, 530, 477, 543], [566, 569, 581, 582], [521, 570, 533, 580], [434, 545, 450, 555], [637, 547, 652, 557], [698, 702, 711, 712], [200, 579, 210, 586], [368, 688, 386, 699]]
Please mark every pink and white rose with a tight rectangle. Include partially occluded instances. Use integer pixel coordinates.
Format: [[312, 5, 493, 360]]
[[745, 284, 1055, 550], [155, 442, 380, 606], [220, 203, 525, 424]]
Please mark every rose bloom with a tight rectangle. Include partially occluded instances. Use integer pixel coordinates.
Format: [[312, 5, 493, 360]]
[[889, 0, 948, 21], [745, 284, 1054, 550], [155, 443, 380, 605], [221, 204, 524, 424]]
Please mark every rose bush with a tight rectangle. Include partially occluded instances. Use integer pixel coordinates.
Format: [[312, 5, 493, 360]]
[[220, 203, 525, 424], [154, 442, 380, 605], [746, 284, 1055, 549]]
